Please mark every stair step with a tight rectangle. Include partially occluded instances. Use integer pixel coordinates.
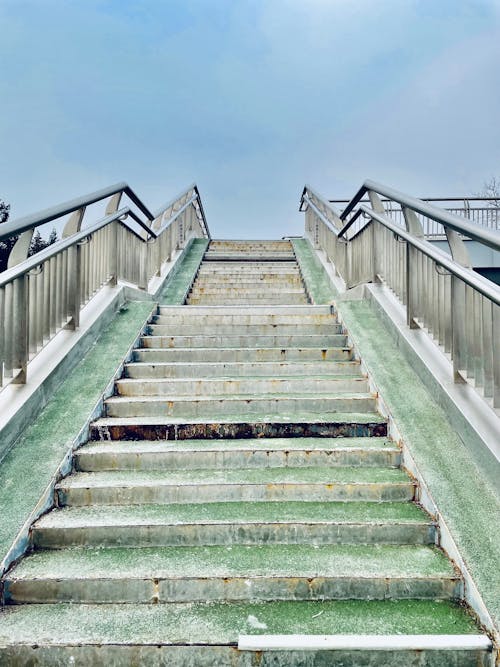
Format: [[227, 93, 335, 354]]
[[189, 287, 306, 295], [187, 296, 309, 305], [134, 347, 354, 362], [114, 376, 369, 397], [125, 360, 361, 378], [33, 501, 434, 548], [90, 412, 387, 441], [4, 544, 459, 604], [104, 394, 378, 418], [193, 276, 303, 284], [140, 334, 346, 348], [0, 600, 484, 664], [55, 466, 411, 505], [149, 323, 341, 335], [74, 437, 400, 470], [153, 312, 336, 325]]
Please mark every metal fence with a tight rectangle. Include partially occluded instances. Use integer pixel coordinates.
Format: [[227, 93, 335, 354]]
[[329, 196, 500, 239], [0, 183, 210, 389], [301, 182, 500, 410]]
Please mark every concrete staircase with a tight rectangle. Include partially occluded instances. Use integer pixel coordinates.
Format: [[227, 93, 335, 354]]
[[0, 240, 490, 665], [187, 239, 309, 304]]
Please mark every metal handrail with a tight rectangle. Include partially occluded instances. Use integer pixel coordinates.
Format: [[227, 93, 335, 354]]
[[340, 180, 500, 251], [302, 188, 500, 302], [330, 196, 500, 204], [0, 182, 155, 243], [358, 204, 500, 306], [0, 208, 131, 288], [301, 183, 500, 410], [0, 182, 210, 390], [154, 183, 210, 239]]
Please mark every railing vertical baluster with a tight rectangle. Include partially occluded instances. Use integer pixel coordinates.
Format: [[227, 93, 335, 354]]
[[451, 277, 467, 382], [473, 290, 484, 391], [110, 222, 118, 287], [0, 287, 4, 387], [12, 275, 28, 383], [465, 285, 475, 379], [493, 304, 500, 408], [28, 271, 36, 355], [4, 282, 13, 378], [481, 297, 493, 399], [49, 257, 56, 335], [36, 267, 44, 350]]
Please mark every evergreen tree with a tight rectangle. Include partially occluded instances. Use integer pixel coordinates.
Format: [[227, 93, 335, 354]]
[[0, 197, 15, 272], [28, 230, 49, 256], [48, 228, 58, 245]]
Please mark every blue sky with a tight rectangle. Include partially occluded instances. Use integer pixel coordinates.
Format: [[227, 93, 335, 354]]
[[1, 0, 500, 238]]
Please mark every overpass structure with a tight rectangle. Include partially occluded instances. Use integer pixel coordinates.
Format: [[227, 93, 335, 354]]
[[0, 180, 499, 665]]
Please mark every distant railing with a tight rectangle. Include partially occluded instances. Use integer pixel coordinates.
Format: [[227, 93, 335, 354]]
[[329, 195, 500, 239], [0, 183, 210, 388], [300, 181, 500, 410]]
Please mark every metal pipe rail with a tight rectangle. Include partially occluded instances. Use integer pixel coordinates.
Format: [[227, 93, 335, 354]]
[[0, 183, 210, 389], [301, 184, 500, 410], [0, 183, 154, 243], [339, 180, 500, 251]]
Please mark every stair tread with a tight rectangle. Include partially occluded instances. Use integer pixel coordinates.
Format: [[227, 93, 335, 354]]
[[106, 392, 375, 403], [0, 600, 481, 645], [7, 544, 455, 580], [77, 436, 396, 453], [118, 374, 365, 383], [56, 466, 411, 488], [35, 501, 430, 528], [93, 411, 386, 424]]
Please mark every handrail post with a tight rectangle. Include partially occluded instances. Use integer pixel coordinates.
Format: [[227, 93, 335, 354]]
[[105, 192, 123, 287], [12, 275, 29, 384], [451, 275, 467, 383], [368, 190, 385, 282], [66, 243, 82, 330], [494, 305, 500, 408], [402, 207, 424, 329]]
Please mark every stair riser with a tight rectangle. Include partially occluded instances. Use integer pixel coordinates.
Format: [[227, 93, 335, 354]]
[[115, 377, 369, 397], [148, 324, 342, 336], [5, 576, 460, 604], [203, 255, 296, 261], [187, 297, 309, 305], [1, 646, 492, 667], [75, 448, 401, 471], [56, 482, 414, 506], [140, 335, 348, 348], [133, 348, 354, 362], [90, 421, 388, 441], [104, 396, 377, 418], [125, 361, 361, 378], [197, 266, 301, 274], [192, 277, 303, 285], [33, 522, 435, 549], [160, 305, 332, 312], [154, 313, 336, 325], [189, 287, 306, 296]]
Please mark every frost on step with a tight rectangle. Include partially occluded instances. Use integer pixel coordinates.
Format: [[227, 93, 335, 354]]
[[247, 615, 268, 630]]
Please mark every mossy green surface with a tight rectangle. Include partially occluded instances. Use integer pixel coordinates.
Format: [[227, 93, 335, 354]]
[[62, 465, 410, 486], [38, 501, 430, 527], [0, 301, 153, 568], [297, 238, 500, 633], [0, 600, 479, 644], [160, 238, 208, 304], [292, 238, 337, 303], [11, 544, 454, 579]]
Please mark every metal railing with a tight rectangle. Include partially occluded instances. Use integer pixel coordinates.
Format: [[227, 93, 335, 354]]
[[300, 181, 500, 410], [329, 195, 500, 238], [0, 183, 210, 388]]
